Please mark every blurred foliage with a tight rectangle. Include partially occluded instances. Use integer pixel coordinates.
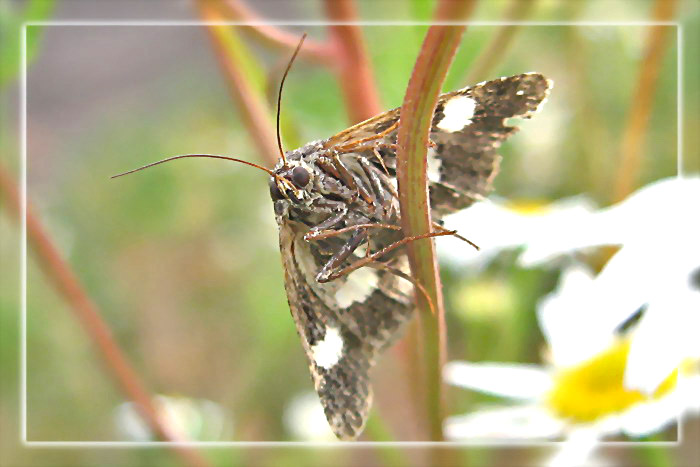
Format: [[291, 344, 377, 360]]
[[0, 0, 55, 87], [1, 0, 698, 466]]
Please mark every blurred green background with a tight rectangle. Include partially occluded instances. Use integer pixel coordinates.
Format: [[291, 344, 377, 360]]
[[1, 0, 699, 466]]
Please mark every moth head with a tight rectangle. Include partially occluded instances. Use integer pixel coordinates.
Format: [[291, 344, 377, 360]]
[[269, 162, 315, 210]]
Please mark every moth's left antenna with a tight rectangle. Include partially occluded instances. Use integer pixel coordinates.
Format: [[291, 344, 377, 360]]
[[110, 154, 278, 179], [276, 32, 307, 167]]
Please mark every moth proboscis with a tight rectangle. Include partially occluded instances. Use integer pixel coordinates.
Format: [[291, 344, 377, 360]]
[[113, 34, 552, 441]]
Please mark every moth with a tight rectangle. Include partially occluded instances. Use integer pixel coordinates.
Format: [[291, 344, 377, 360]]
[[270, 72, 552, 440], [114, 39, 552, 441]]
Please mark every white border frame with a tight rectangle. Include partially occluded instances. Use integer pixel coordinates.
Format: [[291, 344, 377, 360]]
[[19, 20, 684, 447]]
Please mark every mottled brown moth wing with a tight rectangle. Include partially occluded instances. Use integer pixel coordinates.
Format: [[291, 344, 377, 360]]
[[272, 73, 551, 440], [325, 72, 552, 218], [278, 220, 414, 439], [324, 108, 401, 147], [427, 72, 551, 216]]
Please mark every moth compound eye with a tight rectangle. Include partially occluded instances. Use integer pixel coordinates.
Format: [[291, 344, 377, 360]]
[[291, 166, 310, 188], [269, 178, 284, 201]]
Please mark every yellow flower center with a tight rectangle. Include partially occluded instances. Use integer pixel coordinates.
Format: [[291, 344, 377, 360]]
[[505, 199, 552, 215], [546, 338, 678, 423]]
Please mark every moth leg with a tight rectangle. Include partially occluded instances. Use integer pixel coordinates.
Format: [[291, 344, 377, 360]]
[[318, 229, 457, 283], [331, 143, 399, 219], [361, 161, 400, 224], [315, 228, 368, 283], [371, 146, 390, 175], [367, 262, 436, 315], [330, 154, 376, 207], [366, 162, 399, 200], [317, 155, 361, 204], [358, 156, 391, 220], [307, 205, 349, 237], [304, 222, 401, 242], [431, 222, 480, 250]]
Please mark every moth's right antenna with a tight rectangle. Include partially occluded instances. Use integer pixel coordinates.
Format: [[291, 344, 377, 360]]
[[276, 32, 307, 166]]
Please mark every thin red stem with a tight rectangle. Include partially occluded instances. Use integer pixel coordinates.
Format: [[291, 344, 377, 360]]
[[198, 2, 281, 167], [395, 0, 477, 442], [217, 0, 335, 64], [323, 0, 383, 123], [0, 166, 209, 467], [612, 0, 677, 202]]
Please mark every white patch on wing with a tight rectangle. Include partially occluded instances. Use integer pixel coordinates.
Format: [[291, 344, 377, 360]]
[[427, 146, 442, 183], [311, 326, 344, 369], [334, 267, 379, 309], [436, 95, 477, 132]]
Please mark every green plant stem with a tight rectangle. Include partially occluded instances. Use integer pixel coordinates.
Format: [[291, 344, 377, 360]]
[[396, 0, 477, 442], [216, 0, 335, 64], [0, 166, 209, 467], [199, 2, 281, 167]]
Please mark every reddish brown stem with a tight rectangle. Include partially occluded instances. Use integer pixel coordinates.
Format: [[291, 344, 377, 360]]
[[216, 0, 335, 64], [612, 0, 677, 202], [198, 2, 281, 167], [0, 166, 209, 467], [395, 0, 477, 442], [323, 0, 382, 123]]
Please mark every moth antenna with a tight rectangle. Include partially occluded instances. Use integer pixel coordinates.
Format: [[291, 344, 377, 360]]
[[276, 32, 307, 166], [110, 154, 277, 179]]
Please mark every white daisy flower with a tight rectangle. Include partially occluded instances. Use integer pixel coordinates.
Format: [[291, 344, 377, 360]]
[[283, 392, 336, 441], [444, 332, 699, 464], [442, 177, 700, 464], [114, 395, 231, 441], [437, 195, 597, 271], [440, 177, 700, 394], [444, 332, 699, 440], [443, 263, 700, 463]]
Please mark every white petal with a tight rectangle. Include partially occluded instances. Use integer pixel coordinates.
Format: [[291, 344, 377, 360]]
[[620, 375, 700, 438], [618, 396, 679, 438], [604, 177, 700, 239], [546, 428, 600, 467], [443, 361, 552, 400], [283, 392, 336, 441], [439, 196, 597, 271], [584, 247, 655, 325], [444, 405, 564, 440], [113, 396, 230, 441], [521, 177, 700, 267], [516, 197, 602, 267], [537, 265, 617, 366], [114, 402, 153, 441], [624, 289, 700, 394], [438, 200, 526, 270]]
